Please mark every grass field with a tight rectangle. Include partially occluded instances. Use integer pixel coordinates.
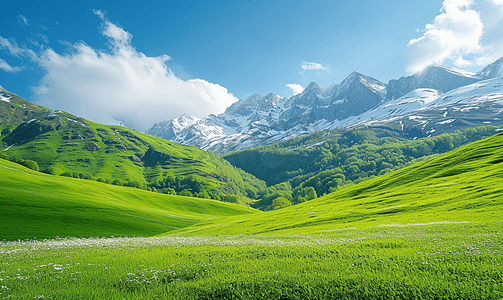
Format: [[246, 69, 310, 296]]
[[0, 158, 256, 241], [1, 223, 501, 299], [1, 126, 503, 298]]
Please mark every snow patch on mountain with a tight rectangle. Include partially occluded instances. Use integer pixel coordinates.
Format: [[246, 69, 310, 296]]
[[442, 66, 477, 78], [0, 95, 11, 103], [432, 78, 503, 107], [147, 58, 503, 154], [0, 91, 11, 102], [345, 88, 441, 127]]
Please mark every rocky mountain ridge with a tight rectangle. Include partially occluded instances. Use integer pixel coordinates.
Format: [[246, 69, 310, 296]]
[[147, 59, 503, 154]]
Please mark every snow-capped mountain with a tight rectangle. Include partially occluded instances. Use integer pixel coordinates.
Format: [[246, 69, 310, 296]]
[[339, 77, 503, 136], [146, 113, 200, 141], [147, 58, 503, 154], [147, 72, 387, 153], [385, 65, 479, 101], [476, 57, 503, 79]]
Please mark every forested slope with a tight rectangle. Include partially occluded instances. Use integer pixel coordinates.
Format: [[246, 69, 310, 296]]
[[175, 132, 503, 235], [225, 126, 502, 209]]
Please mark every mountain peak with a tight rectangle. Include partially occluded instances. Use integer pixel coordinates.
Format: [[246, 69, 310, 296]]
[[249, 93, 263, 98], [300, 82, 323, 95], [173, 113, 200, 130], [421, 65, 476, 78], [339, 72, 384, 92], [347, 71, 366, 80], [224, 93, 282, 117], [264, 92, 281, 100], [348, 71, 364, 77], [386, 64, 479, 100], [340, 71, 368, 86], [179, 112, 198, 120], [476, 57, 503, 79], [305, 81, 321, 89], [147, 63, 503, 155]]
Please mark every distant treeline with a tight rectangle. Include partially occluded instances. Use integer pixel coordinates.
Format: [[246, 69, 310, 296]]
[[0, 151, 264, 204], [225, 126, 501, 210]]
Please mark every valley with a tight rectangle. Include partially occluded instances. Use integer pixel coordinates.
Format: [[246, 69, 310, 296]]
[[3, 2, 503, 298], [176, 131, 503, 235], [0, 158, 257, 240], [1, 104, 502, 298], [1, 60, 503, 299]]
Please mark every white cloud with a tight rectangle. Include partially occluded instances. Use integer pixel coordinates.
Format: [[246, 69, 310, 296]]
[[404, 0, 503, 74], [300, 61, 329, 75], [30, 13, 238, 132], [18, 15, 30, 26], [0, 37, 38, 60], [0, 59, 23, 73], [94, 10, 133, 49], [286, 83, 304, 95]]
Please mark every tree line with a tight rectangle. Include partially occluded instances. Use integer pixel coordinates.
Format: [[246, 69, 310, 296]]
[[227, 126, 501, 210]]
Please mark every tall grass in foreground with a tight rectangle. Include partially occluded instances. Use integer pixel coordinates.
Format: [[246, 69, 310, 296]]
[[1, 223, 502, 299]]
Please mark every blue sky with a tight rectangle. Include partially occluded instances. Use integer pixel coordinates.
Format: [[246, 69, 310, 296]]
[[1, 0, 503, 131]]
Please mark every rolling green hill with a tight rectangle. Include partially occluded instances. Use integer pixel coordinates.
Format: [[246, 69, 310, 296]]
[[0, 90, 265, 201], [0, 158, 258, 240], [174, 132, 503, 235], [2, 90, 503, 299], [224, 126, 502, 209]]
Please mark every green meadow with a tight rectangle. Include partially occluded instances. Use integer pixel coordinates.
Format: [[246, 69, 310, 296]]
[[177, 132, 503, 235], [1, 223, 502, 299], [1, 133, 502, 298], [0, 158, 256, 241], [1, 89, 503, 298]]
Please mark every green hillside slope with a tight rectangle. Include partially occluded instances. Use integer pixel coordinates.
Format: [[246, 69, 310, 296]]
[[0, 158, 258, 240], [0, 90, 265, 201], [224, 126, 501, 208], [174, 132, 503, 235]]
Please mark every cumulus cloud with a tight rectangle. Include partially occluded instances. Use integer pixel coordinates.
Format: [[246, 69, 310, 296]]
[[0, 59, 23, 73], [286, 83, 304, 95], [404, 0, 503, 74], [300, 61, 329, 75], [30, 11, 237, 131]]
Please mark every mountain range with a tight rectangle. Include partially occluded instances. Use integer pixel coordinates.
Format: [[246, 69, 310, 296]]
[[147, 58, 503, 154]]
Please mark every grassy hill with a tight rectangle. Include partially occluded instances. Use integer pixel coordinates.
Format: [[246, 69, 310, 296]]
[[224, 126, 501, 209], [0, 90, 265, 201], [0, 158, 258, 240], [174, 131, 503, 235], [2, 90, 502, 299], [3, 132, 501, 298]]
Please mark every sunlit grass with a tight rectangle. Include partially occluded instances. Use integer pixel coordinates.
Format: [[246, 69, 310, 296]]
[[172, 133, 503, 235], [2, 113, 503, 298], [0, 158, 257, 241], [1, 223, 501, 299]]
